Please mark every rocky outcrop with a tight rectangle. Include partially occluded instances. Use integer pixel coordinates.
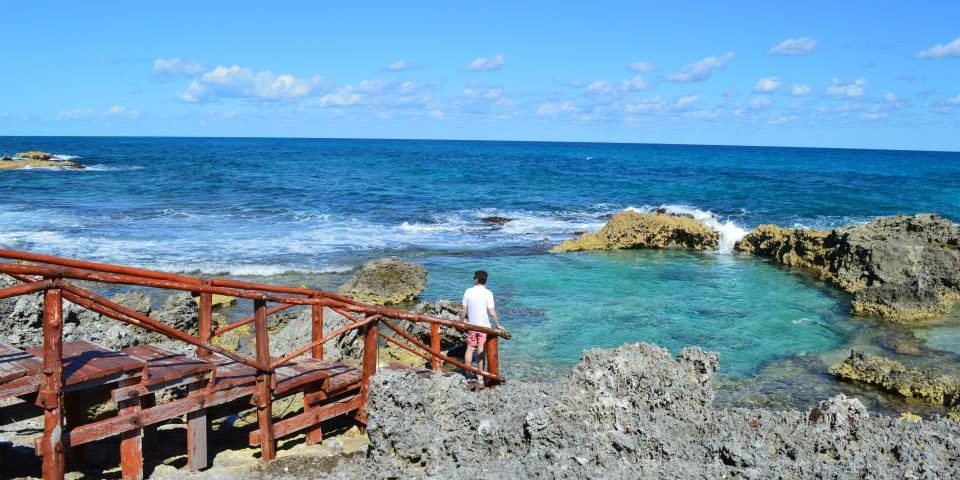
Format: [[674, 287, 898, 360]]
[[735, 214, 960, 321], [360, 342, 960, 479], [551, 210, 720, 252], [829, 350, 960, 407], [0, 280, 201, 351], [407, 300, 466, 347], [338, 258, 427, 305], [14, 151, 54, 160], [481, 216, 514, 224], [269, 307, 364, 363], [0, 151, 84, 170]]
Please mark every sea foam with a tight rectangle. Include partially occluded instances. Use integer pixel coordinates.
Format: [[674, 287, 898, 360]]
[[626, 204, 748, 252]]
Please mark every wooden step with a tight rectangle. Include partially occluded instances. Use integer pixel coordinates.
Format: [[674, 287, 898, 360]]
[[121, 344, 214, 386], [27, 340, 146, 388], [0, 342, 40, 384]]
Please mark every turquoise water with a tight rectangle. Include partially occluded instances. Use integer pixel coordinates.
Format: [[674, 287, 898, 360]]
[[421, 250, 854, 377], [2, 136, 959, 409]]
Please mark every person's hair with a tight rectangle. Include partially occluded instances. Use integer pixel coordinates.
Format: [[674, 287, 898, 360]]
[[474, 270, 488, 285]]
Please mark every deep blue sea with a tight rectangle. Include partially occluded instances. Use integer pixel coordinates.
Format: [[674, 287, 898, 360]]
[[2, 137, 959, 411]]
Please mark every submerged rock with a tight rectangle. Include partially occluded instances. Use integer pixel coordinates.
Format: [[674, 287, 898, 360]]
[[551, 210, 720, 252], [338, 257, 427, 305], [481, 216, 514, 224], [736, 214, 960, 321], [360, 342, 960, 479], [829, 350, 960, 407]]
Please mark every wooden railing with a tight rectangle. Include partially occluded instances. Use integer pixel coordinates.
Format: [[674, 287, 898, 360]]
[[0, 249, 509, 478]]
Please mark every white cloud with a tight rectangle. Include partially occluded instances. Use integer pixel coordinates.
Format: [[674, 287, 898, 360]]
[[57, 108, 96, 120], [586, 80, 614, 94], [826, 77, 867, 98], [883, 92, 899, 102], [177, 65, 324, 102], [536, 101, 579, 117], [666, 51, 735, 83], [916, 36, 960, 59], [385, 60, 413, 72], [860, 111, 889, 120], [153, 58, 204, 76], [464, 53, 505, 72], [584, 76, 648, 96], [674, 95, 698, 107], [312, 79, 435, 111], [791, 84, 812, 96], [628, 61, 655, 73], [103, 105, 140, 118], [750, 96, 773, 109], [769, 37, 817, 55], [948, 95, 960, 105], [58, 105, 140, 120], [622, 76, 648, 91], [754, 76, 782, 93]]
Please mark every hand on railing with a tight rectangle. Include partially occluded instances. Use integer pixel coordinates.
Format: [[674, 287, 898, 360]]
[[496, 328, 512, 340]]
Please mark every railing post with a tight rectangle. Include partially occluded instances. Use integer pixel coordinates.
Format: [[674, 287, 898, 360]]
[[305, 298, 325, 444], [483, 335, 500, 388], [357, 313, 379, 424], [40, 287, 65, 480], [311, 301, 323, 360], [197, 291, 213, 358], [430, 323, 440, 371], [253, 298, 276, 461]]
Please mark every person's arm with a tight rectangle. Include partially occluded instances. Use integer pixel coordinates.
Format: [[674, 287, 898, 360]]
[[488, 306, 501, 329], [460, 293, 468, 322], [487, 291, 502, 329]]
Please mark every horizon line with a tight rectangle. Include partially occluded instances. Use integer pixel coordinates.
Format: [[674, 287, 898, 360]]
[[1, 134, 958, 155]]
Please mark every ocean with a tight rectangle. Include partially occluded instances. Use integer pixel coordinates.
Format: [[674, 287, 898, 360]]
[[2, 136, 959, 413]]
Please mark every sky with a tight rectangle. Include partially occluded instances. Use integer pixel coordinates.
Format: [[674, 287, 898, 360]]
[[2, 1, 960, 151]]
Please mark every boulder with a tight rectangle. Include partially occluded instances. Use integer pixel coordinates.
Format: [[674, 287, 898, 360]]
[[192, 294, 236, 309], [408, 300, 466, 347], [735, 214, 960, 321], [551, 210, 720, 252], [828, 350, 960, 406], [481, 216, 514, 224], [338, 258, 427, 305]]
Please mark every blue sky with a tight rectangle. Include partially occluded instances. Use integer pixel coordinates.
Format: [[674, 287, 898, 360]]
[[2, 1, 960, 151]]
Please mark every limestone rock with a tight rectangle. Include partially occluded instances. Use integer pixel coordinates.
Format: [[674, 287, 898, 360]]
[[361, 342, 960, 478], [14, 151, 54, 160], [828, 350, 960, 406], [736, 214, 960, 321], [551, 210, 720, 252], [338, 258, 427, 305]]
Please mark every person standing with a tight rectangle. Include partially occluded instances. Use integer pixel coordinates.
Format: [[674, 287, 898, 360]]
[[460, 270, 501, 382]]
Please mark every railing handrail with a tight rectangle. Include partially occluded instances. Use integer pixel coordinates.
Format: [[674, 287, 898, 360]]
[[0, 249, 509, 337]]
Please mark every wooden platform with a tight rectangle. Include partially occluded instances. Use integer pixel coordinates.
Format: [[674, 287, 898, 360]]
[[0, 340, 363, 477]]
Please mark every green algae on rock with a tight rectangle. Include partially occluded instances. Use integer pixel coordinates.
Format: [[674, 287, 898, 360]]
[[551, 210, 720, 253], [338, 257, 428, 305], [735, 214, 960, 322], [829, 350, 960, 408]]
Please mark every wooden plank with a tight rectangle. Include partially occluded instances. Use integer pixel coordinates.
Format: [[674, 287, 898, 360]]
[[28, 340, 145, 387], [249, 394, 361, 446], [118, 378, 143, 480], [0, 373, 40, 399], [69, 382, 254, 446], [186, 381, 208, 471], [121, 344, 213, 386], [253, 299, 276, 461], [0, 343, 34, 383], [209, 355, 258, 392]]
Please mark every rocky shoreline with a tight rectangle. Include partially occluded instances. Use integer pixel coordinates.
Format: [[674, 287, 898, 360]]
[[291, 343, 960, 479]]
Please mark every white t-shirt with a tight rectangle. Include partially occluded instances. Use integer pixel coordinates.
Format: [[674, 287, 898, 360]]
[[462, 285, 495, 328]]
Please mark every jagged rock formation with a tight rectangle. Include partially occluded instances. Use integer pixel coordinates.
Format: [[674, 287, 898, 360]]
[[736, 214, 960, 321], [551, 210, 720, 252], [356, 343, 960, 479], [338, 258, 428, 305], [0, 151, 84, 170]]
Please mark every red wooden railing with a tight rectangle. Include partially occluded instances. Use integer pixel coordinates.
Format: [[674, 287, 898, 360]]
[[0, 249, 509, 479]]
